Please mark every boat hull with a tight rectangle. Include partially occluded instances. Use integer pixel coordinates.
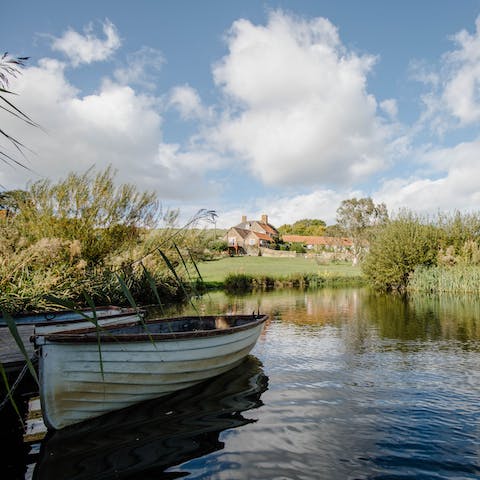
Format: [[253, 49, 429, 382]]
[[38, 318, 266, 429]]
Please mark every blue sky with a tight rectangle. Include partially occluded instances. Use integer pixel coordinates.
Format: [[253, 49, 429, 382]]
[[3, 0, 480, 227]]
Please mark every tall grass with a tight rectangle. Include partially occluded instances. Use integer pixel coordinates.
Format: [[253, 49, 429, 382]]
[[223, 272, 365, 293], [0, 167, 217, 314], [409, 265, 480, 293]]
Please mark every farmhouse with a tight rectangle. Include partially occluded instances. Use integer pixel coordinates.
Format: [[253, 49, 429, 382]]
[[225, 214, 279, 254]]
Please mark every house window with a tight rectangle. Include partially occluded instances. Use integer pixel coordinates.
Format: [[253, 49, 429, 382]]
[[249, 238, 255, 246]]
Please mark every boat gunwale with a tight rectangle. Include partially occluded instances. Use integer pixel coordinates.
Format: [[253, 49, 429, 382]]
[[0, 306, 141, 327], [36, 314, 268, 344]]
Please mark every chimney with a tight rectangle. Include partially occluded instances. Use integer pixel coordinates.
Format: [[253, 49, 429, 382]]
[[241, 215, 247, 223], [261, 214, 268, 224]]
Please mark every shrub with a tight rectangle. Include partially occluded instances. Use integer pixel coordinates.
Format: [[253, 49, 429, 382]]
[[362, 212, 440, 292], [208, 240, 228, 252], [0, 167, 211, 313], [290, 242, 306, 254], [224, 273, 254, 292]]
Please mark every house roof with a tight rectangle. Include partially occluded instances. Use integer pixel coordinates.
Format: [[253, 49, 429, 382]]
[[227, 227, 250, 239], [234, 220, 278, 235], [248, 231, 274, 242], [259, 222, 278, 235], [282, 235, 353, 247]]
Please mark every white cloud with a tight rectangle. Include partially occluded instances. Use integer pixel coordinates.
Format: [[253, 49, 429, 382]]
[[210, 11, 390, 187], [50, 19, 121, 67], [380, 99, 398, 119], [0, 57, 218, 201], [413, 15, 480, 133], [113, 46, 165, 90], [375, 16, 480, 217], [168, 84, 209, 120], [376, 139, 480, 214], [441, 16, 480, 125]]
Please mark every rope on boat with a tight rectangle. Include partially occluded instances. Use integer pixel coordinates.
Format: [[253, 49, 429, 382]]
[[0, 356, 36, 412]]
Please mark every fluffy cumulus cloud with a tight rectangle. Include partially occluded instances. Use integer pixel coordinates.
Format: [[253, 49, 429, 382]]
[[0, 39, 218, 201], [9, 12, 480, 226], [211, 11, 390, 187], [378, 15, 480, 218], [376, 140, 480, 214], [442, 16, 480, 125], [413, 15, 480, 133], [50, 19, 121, 66]]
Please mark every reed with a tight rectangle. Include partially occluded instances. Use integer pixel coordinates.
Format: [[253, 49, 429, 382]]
[[223, 272, 365, 292], [409, 265, 480, 293]]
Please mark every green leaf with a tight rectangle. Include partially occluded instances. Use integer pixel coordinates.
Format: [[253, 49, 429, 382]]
[[43, 295, 99, 326], [140, 262, 165, 315], [158, 247, 200, 316], [83, 293, 104, 381], [114, 273, 155, 346], [1, 310, 39, 386], [114, 273, 138, 311]]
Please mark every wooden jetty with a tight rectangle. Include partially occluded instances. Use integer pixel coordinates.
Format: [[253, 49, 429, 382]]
[[0, 325, 35, 375], [24, 396, 47, 443]]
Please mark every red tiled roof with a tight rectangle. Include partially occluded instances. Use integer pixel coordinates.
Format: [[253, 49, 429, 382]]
[[258, 222, 278, 235], [249, 231, 274, 241]]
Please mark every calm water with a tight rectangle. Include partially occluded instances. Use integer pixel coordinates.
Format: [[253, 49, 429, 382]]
[[18, 289, 480, 478]]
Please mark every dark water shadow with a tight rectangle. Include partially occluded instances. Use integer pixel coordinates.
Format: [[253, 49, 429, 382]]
[[32, 355, 268, 480]]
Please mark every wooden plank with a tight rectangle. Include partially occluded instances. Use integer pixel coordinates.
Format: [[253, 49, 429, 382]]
[[23, 396, 47, 443], [0, 325, 35, 372]]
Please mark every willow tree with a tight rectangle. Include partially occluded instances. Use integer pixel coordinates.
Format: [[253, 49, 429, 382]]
[[362, 211, 440, 292]]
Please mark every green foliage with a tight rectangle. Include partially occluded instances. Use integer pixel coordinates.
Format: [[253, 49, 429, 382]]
[[289, 242, 307, 253], [0, 167, 214, 313], [224, 273, 254, 293], [409, 265, 480, 293], [278, 218, 326, 236], [208, 239, 228, 252], [11, 166, 160, 265], [323, 224, 344, 237], [438, 211, 480, 253], [336, 197, 389, 264], [222, 271, 364, 293], [362, 212, 440, 292], [0, 190, 28, 214], [362, 209, 480, 292]]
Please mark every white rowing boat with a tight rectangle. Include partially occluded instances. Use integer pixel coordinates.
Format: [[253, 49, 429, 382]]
[[0, 306, 141, 333], [33, 313, 268, 430]]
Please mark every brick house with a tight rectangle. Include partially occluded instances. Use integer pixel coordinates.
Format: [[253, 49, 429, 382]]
[[225, 214, 279, 254]]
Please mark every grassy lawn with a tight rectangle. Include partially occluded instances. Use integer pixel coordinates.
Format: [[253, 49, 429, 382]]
[[197, 256, 363, 283]]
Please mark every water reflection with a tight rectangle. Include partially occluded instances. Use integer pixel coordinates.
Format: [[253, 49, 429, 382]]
[[32, 356, 268, 480], [28, 289, 480, 479], [165, 289, 480, 479], [175, 288, 480, 345]]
